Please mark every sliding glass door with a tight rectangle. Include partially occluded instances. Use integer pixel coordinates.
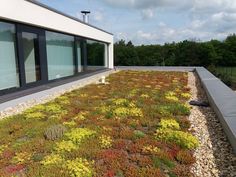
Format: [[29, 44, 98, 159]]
[[17, 25, 47, 87], [22, 32, 41, 83], [0, 22, 19, 91]]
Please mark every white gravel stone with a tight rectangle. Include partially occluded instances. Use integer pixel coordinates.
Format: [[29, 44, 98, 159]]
[[188, 72, 236, 177]]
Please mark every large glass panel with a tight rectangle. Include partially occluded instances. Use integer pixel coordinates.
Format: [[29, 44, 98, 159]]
[[76, 40, 83, 72], [22, 32, 41, 83], [0, 22, 19, 90], [46, 31, 75, 80], [86, 40, 108, 71]]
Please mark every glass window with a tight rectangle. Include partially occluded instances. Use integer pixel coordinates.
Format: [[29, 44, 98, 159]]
[[0, 22, 19, 90], [46, 31, 75, 80], [86, 40, 108, 71], [76, 40, 83, 72], [22, 32, 41, 83]]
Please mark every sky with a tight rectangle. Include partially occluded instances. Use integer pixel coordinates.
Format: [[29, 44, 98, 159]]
[[38, 0, 236, 45]]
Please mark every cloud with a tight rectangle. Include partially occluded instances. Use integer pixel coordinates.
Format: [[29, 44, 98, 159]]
[[101, 0, 192, 9], [141, 8, 154, 19]]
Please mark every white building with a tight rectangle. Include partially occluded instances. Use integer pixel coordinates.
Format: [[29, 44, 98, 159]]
[[0, 0, 113, 95]]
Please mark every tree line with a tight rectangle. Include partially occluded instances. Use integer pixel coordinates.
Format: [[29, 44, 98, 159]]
[[114, 34, 236, 68]]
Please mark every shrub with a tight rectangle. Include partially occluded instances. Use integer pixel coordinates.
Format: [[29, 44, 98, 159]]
[[65, 128, 96, 144], [155, 129, 199, 149], [159, 119, 180, 130], [44, 125, 67, 141]]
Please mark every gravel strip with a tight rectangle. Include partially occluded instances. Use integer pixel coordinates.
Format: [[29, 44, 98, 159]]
[[188, 72, 236, 177]]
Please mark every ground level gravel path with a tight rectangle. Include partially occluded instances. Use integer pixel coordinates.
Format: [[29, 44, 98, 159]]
[[188, 72, 236, 177]]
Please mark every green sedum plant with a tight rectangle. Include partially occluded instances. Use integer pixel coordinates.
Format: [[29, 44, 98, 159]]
[[133, 130, 146, 139], [155, 129, 199, 149]]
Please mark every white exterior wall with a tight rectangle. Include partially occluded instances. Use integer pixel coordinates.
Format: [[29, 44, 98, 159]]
[[0, 0, 114, 69]]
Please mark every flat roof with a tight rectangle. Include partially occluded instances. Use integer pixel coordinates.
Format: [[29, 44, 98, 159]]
[[26, 0, 113, 35]]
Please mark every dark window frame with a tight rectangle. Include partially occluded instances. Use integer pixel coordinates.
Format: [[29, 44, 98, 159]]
[[0, 18, 109, 96]]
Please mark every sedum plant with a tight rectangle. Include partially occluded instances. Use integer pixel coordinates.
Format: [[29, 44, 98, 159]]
[[99, 135, 113, 149], [44, 124, 67, 141], [65, 158, 94, 177], [65, 128, 96, 144], [55, 140, 77, 153], [155, 129, 199, 149], [159, 119, 180, 130], [41, 154, 64, 166]]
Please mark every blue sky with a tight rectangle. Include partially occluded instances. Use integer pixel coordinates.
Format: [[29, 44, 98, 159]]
[[38, 0, 236, 45]]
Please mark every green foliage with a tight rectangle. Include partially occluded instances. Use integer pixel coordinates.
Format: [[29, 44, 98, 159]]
[[114, 34, 236, 68], [152, 156, 175, 169], [133, 130, 146, 139], [44, 125, 67, 141], [158, 103, 190, 116], [155, 129, 199, 149]]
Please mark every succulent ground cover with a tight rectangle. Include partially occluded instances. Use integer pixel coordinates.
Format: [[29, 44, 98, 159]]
[[0, 70, 199, 177]]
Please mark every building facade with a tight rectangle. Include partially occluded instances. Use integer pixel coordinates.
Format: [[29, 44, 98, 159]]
[[0, 0, 113, 95]]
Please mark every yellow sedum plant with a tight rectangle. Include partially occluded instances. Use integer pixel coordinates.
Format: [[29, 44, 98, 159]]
[[55, 140, 77, 153], [181, 93, 191, 99], [155, 129, 199, 149], [0, 145, 7, 155], [159, 119, 180, 130], [165, 91, 179, 102], [41, 154, 64, 166], [25, 112, 45, 120], [112, 98, 129, 106], [65, 158, 94, 177], [65, 128, 96, 144], [12, 152, 32, 164], [99, 135, 113, 149], [142, 145, 160, 154]]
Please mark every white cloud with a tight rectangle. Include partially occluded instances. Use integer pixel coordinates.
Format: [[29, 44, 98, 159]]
[[141, 8, 154, 19], [103, 0, 236, 44]]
